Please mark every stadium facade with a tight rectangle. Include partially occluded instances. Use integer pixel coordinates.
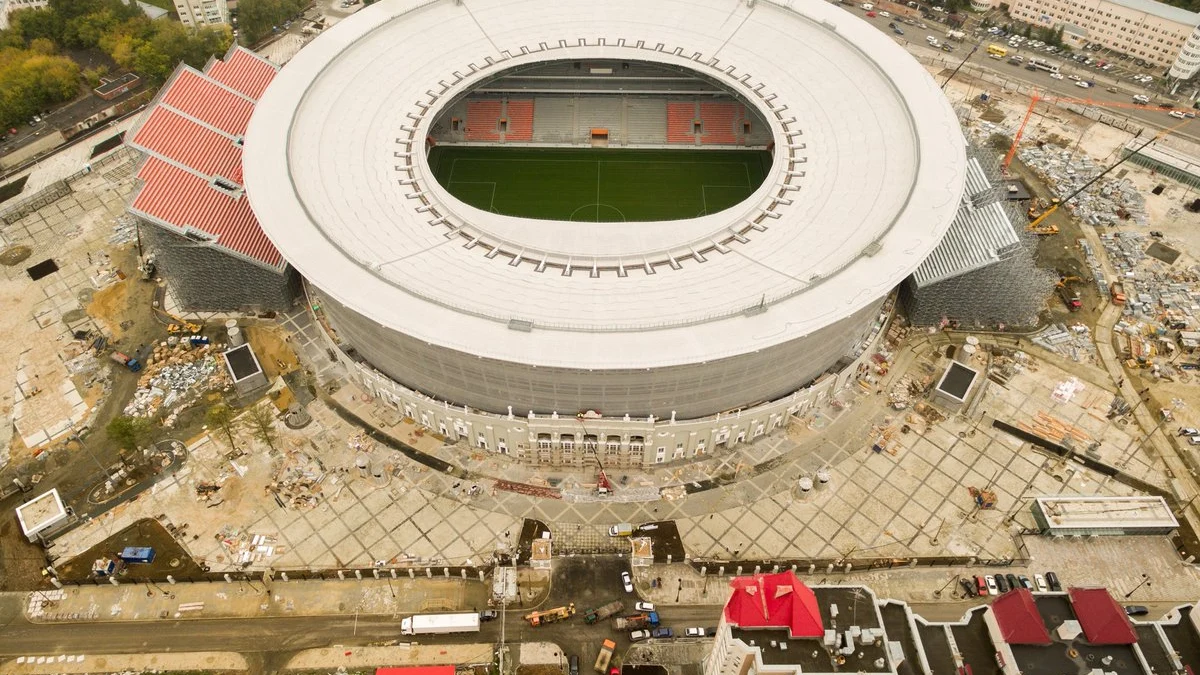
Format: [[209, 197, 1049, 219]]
[[129, 0, 1039, 466]]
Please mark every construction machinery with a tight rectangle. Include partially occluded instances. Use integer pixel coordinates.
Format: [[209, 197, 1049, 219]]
[[1026, 197, 1061, 234], [1056, 277, 1083, 312], [137, 256, 156, 281], [1023, 120, 1192, 235], [594, 640, 616, 674], [524, 603, 576, 626]]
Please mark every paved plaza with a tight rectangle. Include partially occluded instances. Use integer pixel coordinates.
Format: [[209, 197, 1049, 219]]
[[52, 324, 1172, 581]]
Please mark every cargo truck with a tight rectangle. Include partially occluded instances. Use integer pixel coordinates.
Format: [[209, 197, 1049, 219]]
[[110, 351, 142, 372], [1110, 281, 1126, 305], [583, 601, 624, 624], [612, 611, 659, 630], [400, 612, 481, 635], [594, 639, 616, 673]]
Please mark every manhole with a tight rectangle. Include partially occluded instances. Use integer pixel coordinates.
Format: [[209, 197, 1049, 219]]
[[0, 245, 31, 266], [26, 258, 59, 280], [169, 557, 181, 568]]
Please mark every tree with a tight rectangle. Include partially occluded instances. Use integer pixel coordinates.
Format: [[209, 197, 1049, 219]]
[[206, 402, 241, 452], [244, 403, 279, 453], [106, 415, 151, 449], [0, 47, 81, 128], [236, 0, 305, 44]]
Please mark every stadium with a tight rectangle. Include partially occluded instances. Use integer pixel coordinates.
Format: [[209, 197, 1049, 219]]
[[140, 0, 980, 465]]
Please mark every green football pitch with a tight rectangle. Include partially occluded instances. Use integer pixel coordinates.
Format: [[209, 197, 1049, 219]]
[[427, 147, 772, 222]]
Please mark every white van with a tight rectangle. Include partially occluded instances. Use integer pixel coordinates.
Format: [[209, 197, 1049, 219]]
[[608, 523, 633, 537], [1133, 94, 1150, 104]]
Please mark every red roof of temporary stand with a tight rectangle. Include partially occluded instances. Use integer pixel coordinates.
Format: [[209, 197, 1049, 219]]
[[724, 570, 824, 638], [1068, 587, 1137, 645], [126, 47, 282, 269], [377, 668, 455, 675], [992, 589, 1051, 645]]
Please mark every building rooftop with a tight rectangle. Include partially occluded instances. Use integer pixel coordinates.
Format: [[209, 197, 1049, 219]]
[[15, 489, 67, 538], [1069, 588, 1138, 645], [1108, 0, 1200, 27], [992, 589, 1051, 644], [242, 0, 967, 370], [1035, 495, 1178, 531], [725, 571, 823, 638]]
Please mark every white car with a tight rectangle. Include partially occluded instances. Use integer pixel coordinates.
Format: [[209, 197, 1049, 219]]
[[621, 571, 634, 593], [1035, 574, 1048, 592], [1050, 73, 1064, 80], [878, 10, 890, 16], [985, 575, 999, 595], [1170, 110, 1187, 119], [635, 601, 656, 612], [1068, 74, 1081, 81], [685, 627, 706, 637], [1075, 80, 1092, 88]]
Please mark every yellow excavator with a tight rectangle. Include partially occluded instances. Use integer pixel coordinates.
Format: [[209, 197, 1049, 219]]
[[1026, 120, 1190, 235]]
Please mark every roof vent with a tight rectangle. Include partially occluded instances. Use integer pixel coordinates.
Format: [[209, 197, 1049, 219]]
[[210, 176, 243, 198], [507, 318, 534, 332]]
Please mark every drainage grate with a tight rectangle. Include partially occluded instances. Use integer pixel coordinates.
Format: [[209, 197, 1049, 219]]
[[26, 259, 59, 280]]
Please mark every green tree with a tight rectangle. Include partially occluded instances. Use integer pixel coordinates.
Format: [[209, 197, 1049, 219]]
[[236, 0, 305, 44], [244, 403, 279, 453], [0, 47, 80, 127], [106, 415, 152, 449], [206, 402, 241, 451]]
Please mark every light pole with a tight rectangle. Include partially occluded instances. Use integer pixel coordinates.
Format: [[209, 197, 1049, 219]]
[[1125, 573, 1151, 599]]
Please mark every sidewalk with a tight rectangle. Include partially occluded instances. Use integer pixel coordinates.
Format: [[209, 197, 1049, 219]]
[[3, 652, 246, 675], [23, 576, 488, 623]]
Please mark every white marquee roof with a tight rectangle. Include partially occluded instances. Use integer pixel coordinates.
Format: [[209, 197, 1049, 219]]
[[244, 0, 966, 370]]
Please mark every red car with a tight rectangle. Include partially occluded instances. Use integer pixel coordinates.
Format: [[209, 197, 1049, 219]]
[[975, 576, 988, 595], [866, 10, 877, 16]]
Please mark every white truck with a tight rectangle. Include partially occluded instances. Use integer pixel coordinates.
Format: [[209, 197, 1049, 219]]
[[400, 613, 481, 635]]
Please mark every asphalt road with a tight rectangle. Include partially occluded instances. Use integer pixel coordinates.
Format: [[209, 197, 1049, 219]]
[[845, 6, 1200, 144]]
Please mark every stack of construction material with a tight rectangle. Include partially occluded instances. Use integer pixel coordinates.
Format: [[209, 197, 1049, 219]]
[[122, 342, 230, 418]]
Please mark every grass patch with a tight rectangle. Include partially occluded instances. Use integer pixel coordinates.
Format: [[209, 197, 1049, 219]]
[[427, 146, 771, 222]]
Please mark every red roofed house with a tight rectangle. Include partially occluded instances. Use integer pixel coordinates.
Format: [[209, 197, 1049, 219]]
[[706, 571, 836, 675], [1068, 587, 1138, 645], [988, 589, 1052, 645], [724, 570, 824, 638], [125, 46, 299, 312]]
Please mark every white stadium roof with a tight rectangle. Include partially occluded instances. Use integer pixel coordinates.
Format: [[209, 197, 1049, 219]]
[[244, 0, 966, 370]]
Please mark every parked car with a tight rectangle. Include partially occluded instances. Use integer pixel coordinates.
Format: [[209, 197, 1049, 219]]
[[630, 630, 651, 642], [1020, 575, 1034, 590], [480, 610, 499, 621], [1034, 574, 1048, 592], [651, 627, 673, 639], [1186, 436, 1200, 446], [1171, 110, 1187, 119], [995, 575, 1008, 594], [1075, 80, 1092, 88], [894, 27, 904, 35], [985, 575, 999, 595], [685, 627, 706, 638], [635, 601, 656, 612], [866, 11, 876, 17], [1046, 571, 1062, 591], [621, 571, 634, 593], [1050, 73, 1064, 79], [569, 656, 579, 675], [960, 578, 977, 597], [1125, 605, 1150, 616], [976, 576, 989, 595], [1006, 574, 1020, 591]]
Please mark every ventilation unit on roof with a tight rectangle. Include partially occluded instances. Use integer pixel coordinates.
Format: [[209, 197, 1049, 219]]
[[183, 228, 217, 243]]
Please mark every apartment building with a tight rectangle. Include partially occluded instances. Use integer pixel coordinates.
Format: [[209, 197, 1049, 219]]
[[174, 0, 228, 27], [1009, 0, 1199, 68], [0, 0, 49, 31]]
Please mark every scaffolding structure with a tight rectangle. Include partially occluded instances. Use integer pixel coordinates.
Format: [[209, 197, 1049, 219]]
[[901, 148, 1054, 327], [141, 221, 300, 312]]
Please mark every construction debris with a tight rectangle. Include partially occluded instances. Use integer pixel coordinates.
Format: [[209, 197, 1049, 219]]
[[1029, 323, 1096, 363], [216, 526, 280, 565], [1018, 144, 1149, 228], [122, 342, 229, 419], [268, 448, 328, 510]]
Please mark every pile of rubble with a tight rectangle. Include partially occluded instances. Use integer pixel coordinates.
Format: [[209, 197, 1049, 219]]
[[1018, 145, 1148, 227], [1029, 323, 1096, 363], [216, 526, 280, 566], [268, 449, 329, 510], [122, 342, 230, 420]]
